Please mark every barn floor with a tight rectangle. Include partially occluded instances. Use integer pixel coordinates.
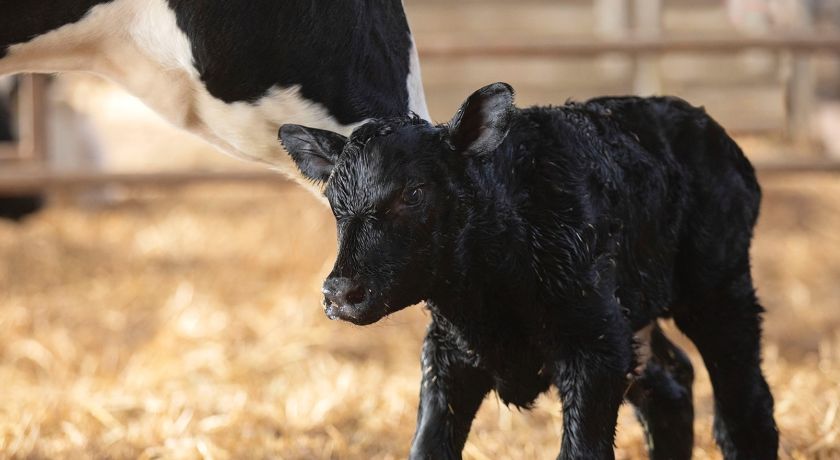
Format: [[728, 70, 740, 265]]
[[0, 175, 838, 459]]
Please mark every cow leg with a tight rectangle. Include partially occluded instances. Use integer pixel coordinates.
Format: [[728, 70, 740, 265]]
[[409, 321, 493, 460], [674, 270, 778, 460], [625, 326, 695, 460]]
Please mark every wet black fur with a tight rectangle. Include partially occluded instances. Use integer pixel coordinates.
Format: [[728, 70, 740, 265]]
[[281, 84, 778, 459]]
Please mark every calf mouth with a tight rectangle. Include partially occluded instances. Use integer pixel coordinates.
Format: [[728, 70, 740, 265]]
[[322, 296, 389, 326]]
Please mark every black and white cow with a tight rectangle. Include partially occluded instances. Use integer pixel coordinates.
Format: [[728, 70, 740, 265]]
[[0, 0, 429, 183]]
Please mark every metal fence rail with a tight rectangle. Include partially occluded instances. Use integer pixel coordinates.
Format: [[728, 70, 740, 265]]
[[418, 35, 840, 58], [1, 160, 838, 193], [1, 33, 839, 194], [0, 170, 288, 193]]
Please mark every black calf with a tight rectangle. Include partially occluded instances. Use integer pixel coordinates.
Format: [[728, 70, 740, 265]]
[[626, 326, 695, 460], [280, 83, 778, 459]]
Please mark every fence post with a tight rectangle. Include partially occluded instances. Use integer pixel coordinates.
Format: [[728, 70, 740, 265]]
[[633, 0, 663, 96], [594, 0, 633, 82], [787, 2, 816, 149], [0, 77, 18, 161], [16, 74, 49, 164]]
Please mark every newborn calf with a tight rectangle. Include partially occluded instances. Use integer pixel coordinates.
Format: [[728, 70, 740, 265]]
[[279, 83, 778, 460]]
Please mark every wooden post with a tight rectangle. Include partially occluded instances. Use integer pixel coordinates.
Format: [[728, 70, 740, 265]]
[[786, 2, 816, 149], [0, 76, 18, 161], [633, 0, 663, 96], [15, 74, 49, 163], [594, 0, 630, 38], [594, 0, 633, 82], [0, 145, 16, 160]]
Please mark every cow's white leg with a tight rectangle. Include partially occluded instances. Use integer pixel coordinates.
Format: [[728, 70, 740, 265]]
[[406, 37, 431, 122]]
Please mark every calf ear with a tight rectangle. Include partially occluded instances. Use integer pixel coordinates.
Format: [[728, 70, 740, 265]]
[[448, 82, 514, 156], [279, 124, 347, 182]]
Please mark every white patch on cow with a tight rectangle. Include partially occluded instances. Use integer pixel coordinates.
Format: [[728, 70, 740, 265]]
[[128, 0, 197, 77], [0, 0, 359, 186], [122, 0, 360, 174], [406, 36, 431, 122], [634, 324, 654, 375], [0, 1, 128, 75], [194, 84, 361, 172]]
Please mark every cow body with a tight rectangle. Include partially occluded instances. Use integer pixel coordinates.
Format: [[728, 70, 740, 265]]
[[0, 0, 428, 180], [280, 83, 779, 459]]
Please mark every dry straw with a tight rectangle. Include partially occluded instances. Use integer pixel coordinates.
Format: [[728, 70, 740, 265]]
[[0, 176, 838, 459]]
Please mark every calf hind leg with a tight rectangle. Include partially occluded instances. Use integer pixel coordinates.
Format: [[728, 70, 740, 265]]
[[626, 325, 695, 460], [674, 270, 778, 460]]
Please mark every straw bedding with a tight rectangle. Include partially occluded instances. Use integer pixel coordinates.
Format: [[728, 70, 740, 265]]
[[0, 175, 838, 459]]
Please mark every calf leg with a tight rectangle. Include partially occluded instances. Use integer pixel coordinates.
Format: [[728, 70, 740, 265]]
[[553, 298, 635, 460], [625, 326, 695, 460], [410, 321, 493, 460], [674, 271, 778, 460]]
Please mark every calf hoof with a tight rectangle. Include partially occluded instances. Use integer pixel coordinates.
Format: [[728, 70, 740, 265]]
[[409, 444, 461, 460]]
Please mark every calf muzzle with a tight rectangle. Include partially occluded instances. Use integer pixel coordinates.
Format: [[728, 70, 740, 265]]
[[322, 277, 382, 325]]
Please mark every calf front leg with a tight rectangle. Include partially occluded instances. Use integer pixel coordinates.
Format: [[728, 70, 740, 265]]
[[410, 321, 493, 460], [553, 299, 635, 460]]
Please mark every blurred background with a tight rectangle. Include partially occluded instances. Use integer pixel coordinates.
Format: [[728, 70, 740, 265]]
[[0, 0, 839, 458]]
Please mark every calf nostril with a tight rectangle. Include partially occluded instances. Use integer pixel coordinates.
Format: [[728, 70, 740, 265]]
[[345, 284, 367, 305], [323, 278, 367, 307]]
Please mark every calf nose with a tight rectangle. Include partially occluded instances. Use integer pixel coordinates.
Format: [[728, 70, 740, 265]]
[[322, 277, 367, 309]]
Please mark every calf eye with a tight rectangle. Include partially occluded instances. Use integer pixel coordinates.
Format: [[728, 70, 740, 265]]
[[402, 186, 424, 207]]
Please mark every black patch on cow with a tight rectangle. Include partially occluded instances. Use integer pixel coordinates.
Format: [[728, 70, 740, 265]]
[[165, 0, 413, 125], [0, 0, 114, 57]]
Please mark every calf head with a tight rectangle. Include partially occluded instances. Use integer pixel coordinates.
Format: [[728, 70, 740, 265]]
[[279, 83, 514, 325]]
